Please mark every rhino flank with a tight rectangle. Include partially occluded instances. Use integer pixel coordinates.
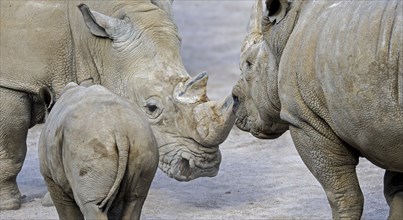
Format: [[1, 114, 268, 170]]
[[39, 82, 158, 220], [0, 0, 236, 210], [233, 0, 402, 219]]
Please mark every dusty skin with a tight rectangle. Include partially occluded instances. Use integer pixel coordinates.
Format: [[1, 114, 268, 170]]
[[0, 1, 387, 219]]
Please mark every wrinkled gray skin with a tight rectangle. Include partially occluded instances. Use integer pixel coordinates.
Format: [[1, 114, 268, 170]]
[[233, 0, 403, 219], [0, 0, 236, 210], [39, 83, 158, 220]]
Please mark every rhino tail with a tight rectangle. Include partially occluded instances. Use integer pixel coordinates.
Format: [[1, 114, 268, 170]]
[[97, 132, 129, 212]]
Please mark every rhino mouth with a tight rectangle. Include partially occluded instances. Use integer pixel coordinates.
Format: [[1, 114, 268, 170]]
[[236, 116, 287, 139], [159, 143, 221, 181], [234, 113, 254, 132]]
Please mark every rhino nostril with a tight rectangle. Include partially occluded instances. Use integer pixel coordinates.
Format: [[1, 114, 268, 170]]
[[179, 158, 192, 179]]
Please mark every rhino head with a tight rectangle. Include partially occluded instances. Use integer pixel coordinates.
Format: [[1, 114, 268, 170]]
[[232, 0, 288, 139], [78, 1, 236, 181]]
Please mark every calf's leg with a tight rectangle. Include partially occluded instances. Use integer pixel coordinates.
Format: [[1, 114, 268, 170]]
[[44, 176, 84, 220], [290, 125, 363, 220], [82, 203, 108, 220], [121, 165, 157, 220]]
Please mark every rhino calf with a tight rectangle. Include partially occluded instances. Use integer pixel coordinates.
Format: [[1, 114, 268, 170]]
[[39, 83, 158, 220]]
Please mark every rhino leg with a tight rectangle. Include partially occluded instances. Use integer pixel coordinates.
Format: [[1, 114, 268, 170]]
[[41, 191, 54, 207], [384, 171, 403, 220], [0, 88, 31, 210], [43, 176, 84, 220], [120, 197, 147, 220], [120, 180, 154, 220], [81, 203, 108, 220], [289, 125, 363, 220]]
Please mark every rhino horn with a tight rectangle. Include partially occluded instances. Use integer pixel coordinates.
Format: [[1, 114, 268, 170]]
[[194, 95, 236, 147], [174, 71, 209, 104], [266, 0, 288, 24], [242, 0, 264, 53]]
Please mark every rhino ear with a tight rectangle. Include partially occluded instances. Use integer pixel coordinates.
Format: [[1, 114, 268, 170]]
[[266, 0, 288, 24], [38, 86, 54, 110], [60, 82, 79, 95], [78, 4, 129, 39], [248, 0, 263, 36], [242, 0, 263, 54]]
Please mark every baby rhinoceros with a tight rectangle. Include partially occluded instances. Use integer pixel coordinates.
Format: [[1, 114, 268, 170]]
[[39, 82, 158, 220]]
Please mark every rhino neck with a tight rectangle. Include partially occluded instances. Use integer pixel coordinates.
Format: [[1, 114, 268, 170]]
[[260, 1, 302, 124], [67, 1, 112, 89]]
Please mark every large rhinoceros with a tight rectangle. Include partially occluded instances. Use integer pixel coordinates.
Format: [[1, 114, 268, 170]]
[[0, 0, 236, 210], [232, 0, 402, 219]]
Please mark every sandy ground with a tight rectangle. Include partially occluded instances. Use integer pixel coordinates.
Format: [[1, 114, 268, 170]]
[[0, 1, 389, 219]]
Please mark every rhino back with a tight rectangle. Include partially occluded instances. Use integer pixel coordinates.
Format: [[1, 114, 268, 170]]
[[279, 0, 402, 169], [0, 1, 76, 95]]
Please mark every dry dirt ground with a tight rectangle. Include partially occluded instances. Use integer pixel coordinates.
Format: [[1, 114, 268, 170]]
[[0, 1, 388, 219]]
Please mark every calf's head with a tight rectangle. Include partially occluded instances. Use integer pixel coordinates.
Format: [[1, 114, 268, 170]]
[[78, 1, 236, 181], [232, 0, 288, 139]]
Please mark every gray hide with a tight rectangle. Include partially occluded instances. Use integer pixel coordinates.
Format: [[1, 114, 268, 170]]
[[39, 83, 158, 220], [233, 0, 403, 219], [0, 0, 236, 210]]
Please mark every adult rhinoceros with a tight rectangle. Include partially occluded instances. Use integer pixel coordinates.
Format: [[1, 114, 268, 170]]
[[232, 0, 402, 219], [0, 0, 236, 210]]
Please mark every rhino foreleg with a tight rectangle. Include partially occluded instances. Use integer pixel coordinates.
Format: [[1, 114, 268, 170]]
[[289, 125, 363, 220], [0, 88, 31, 210], [384, 170, 403, 220]]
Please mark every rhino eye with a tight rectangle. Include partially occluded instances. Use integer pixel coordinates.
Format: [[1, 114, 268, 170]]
[[143, 97, 163, 119], [246, 60, 253, 68], [147, 104, 157, 112]]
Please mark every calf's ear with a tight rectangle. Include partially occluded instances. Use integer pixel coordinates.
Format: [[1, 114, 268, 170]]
[[78, 4, 130, 40], [266, 0, 288, 24], [38, 87, 54, 110]]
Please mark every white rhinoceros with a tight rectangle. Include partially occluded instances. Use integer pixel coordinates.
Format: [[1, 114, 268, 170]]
[[0, 0, 237, 210], [39, 82, 158, 220], [232, 0, 402, 219]]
